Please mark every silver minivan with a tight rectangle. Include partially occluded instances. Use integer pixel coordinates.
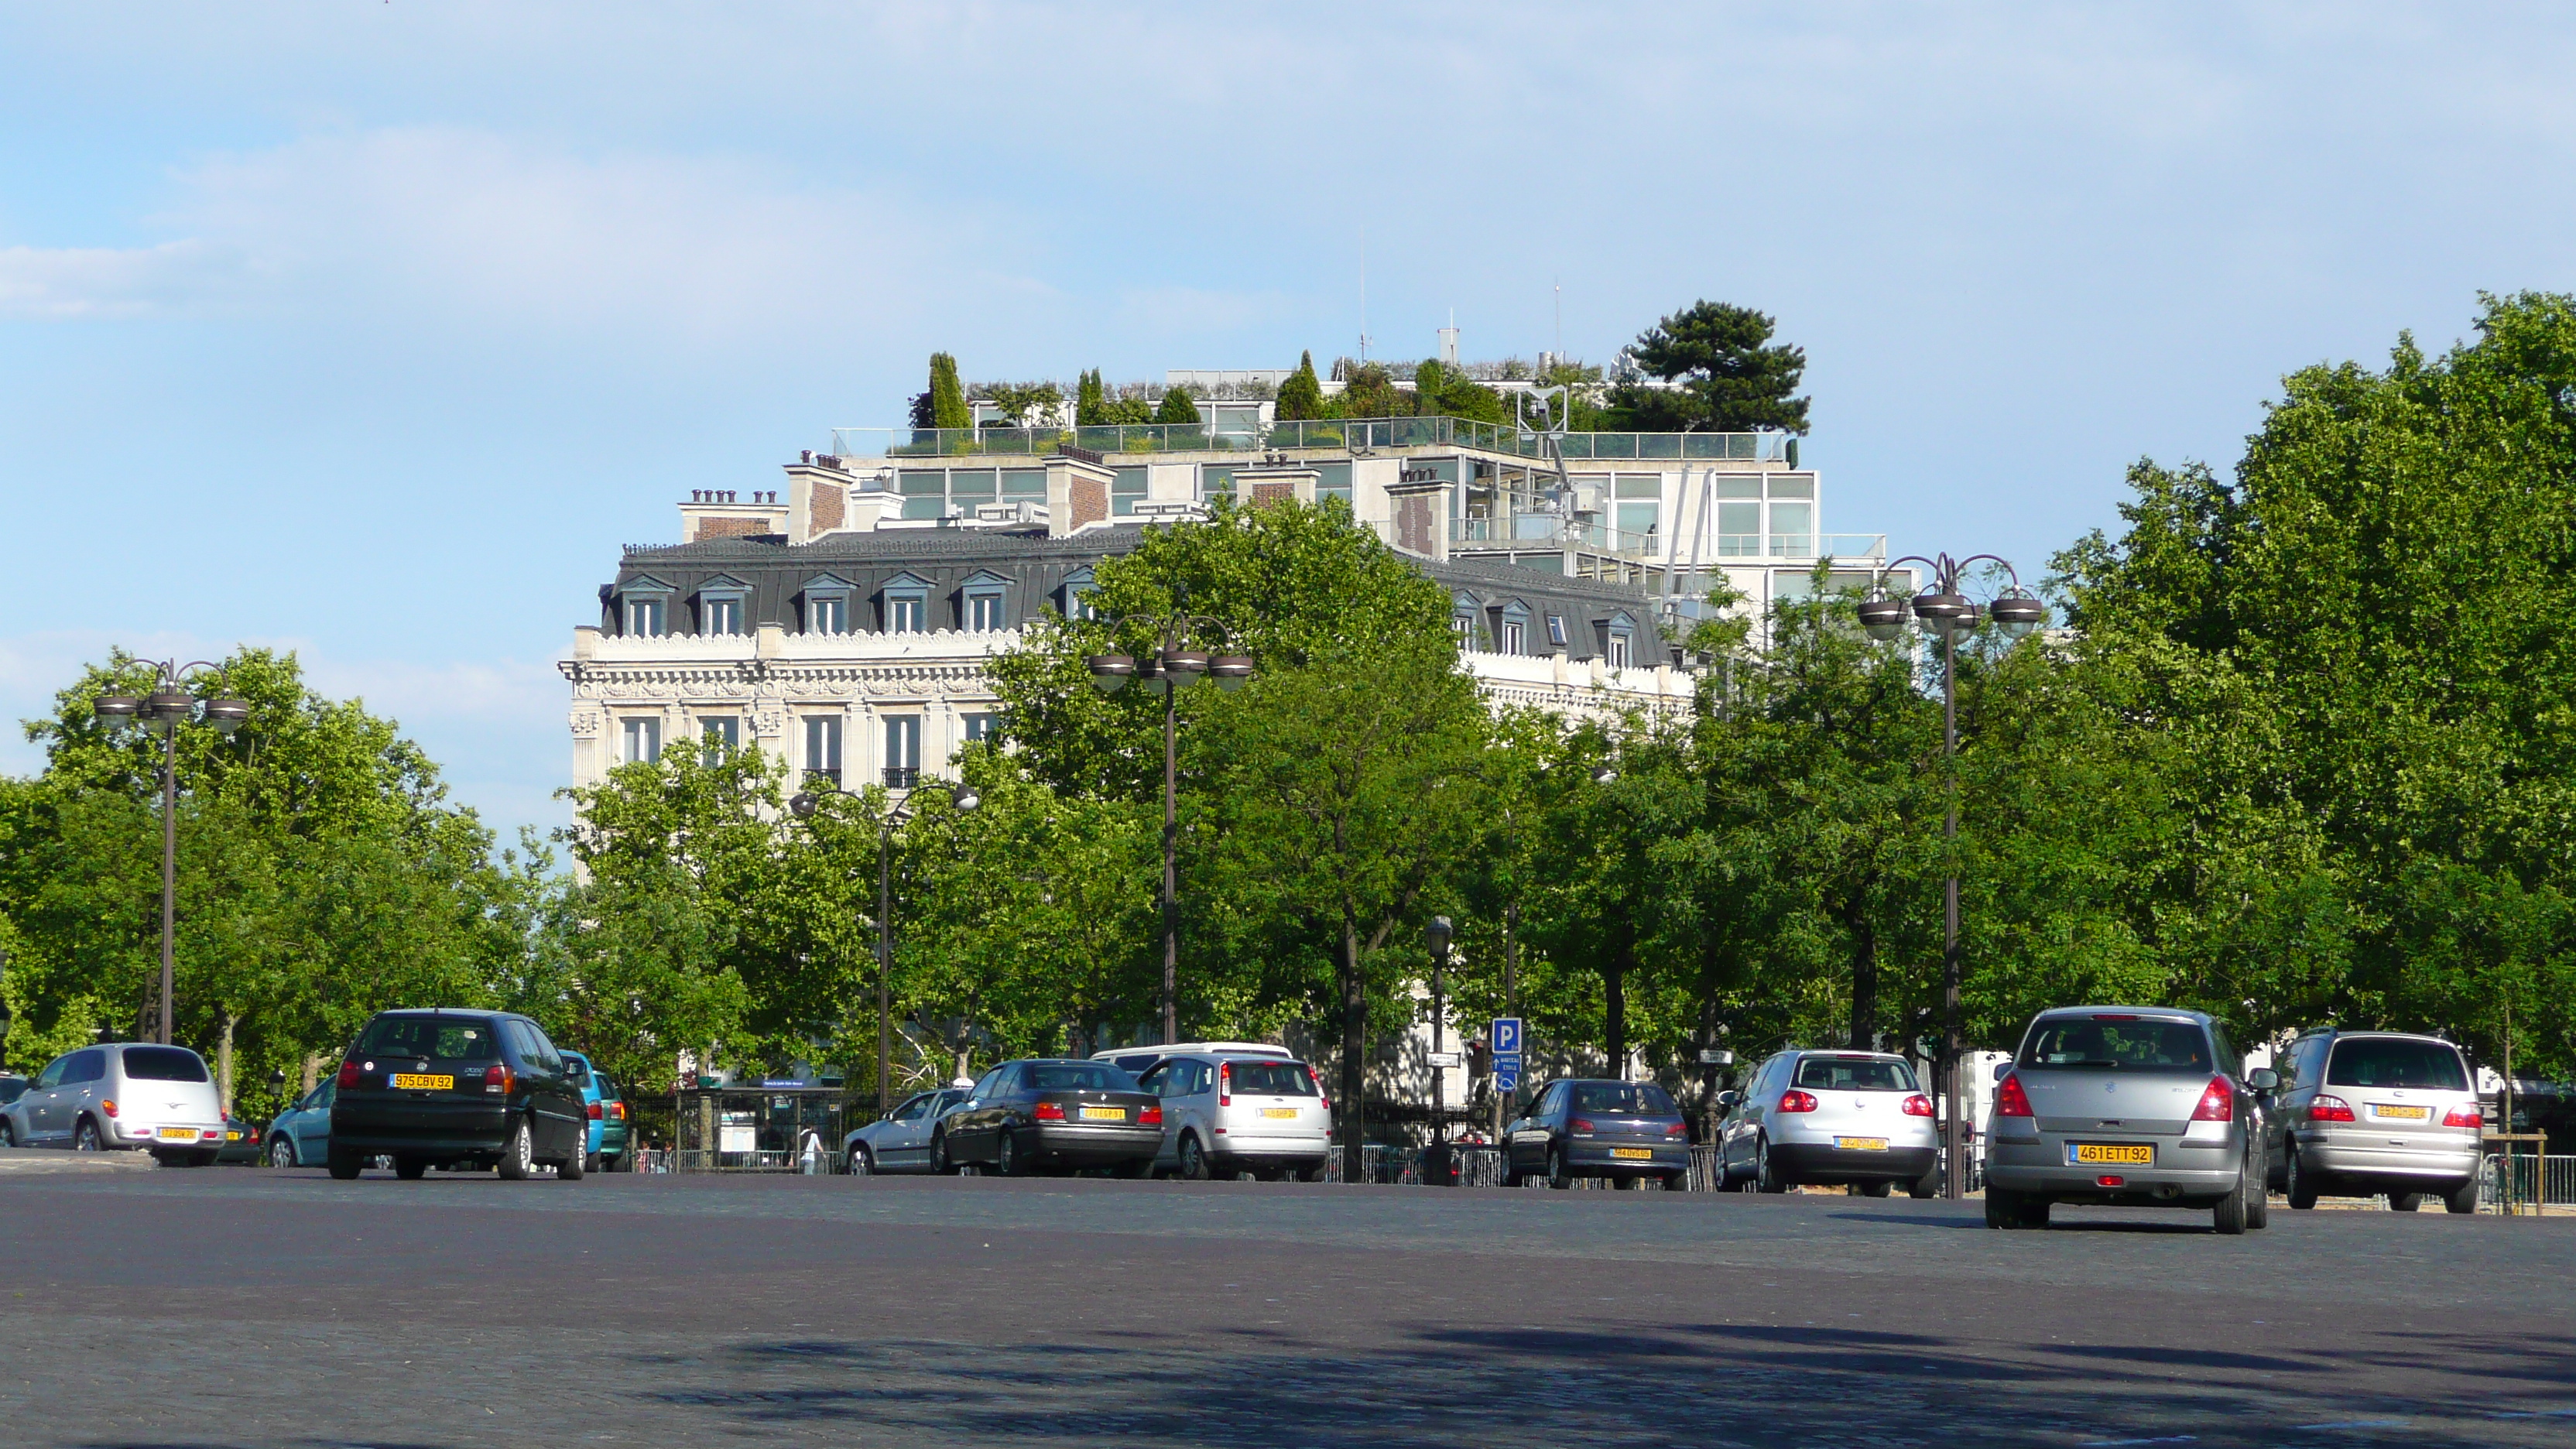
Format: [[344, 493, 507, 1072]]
[[1717, 1049, 1941, 1195], [0, 1043, 227, 1164], [1134, 1052, 1330, 1181], [2261, 1029, 2482, 1213]]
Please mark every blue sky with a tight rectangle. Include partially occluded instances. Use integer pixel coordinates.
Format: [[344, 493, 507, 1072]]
[[5, 5, 2574, 843]]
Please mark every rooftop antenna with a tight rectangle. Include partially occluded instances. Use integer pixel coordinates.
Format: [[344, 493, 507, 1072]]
[[1358, 229, 1372, 362], [1553, 277, 1561, 362]]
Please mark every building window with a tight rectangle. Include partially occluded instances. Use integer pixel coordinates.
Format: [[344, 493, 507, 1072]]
[[886, 594, 926, 632], [702, 595, 743, 635], [966, 591, 1005, 632], [621, 717, 661, 765], [804, 715, 842, 785], [625, 598, 666, 637], [1502, 618, 1526, 654], [884, 715, 921, 788], [1546, 614, 1569, 649], [963, 712, 996, 744], [701, 716, 738, 763], [807, 594, 848, 635], [1607, 632, 1632, 669]]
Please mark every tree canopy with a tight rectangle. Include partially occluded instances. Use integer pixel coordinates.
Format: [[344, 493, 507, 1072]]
[[1608, 300, 1810, 434]]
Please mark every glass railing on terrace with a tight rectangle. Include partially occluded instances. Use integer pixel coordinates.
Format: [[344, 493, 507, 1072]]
[[832, 418, 1799, 464], [1454, 515, 1658, 559]]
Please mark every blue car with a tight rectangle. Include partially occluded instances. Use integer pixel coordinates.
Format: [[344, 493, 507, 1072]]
[[564, 1051, 632, 1173], [264, 1081, 335, 1168]]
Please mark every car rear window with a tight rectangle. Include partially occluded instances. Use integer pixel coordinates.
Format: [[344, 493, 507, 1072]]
[[1026, 1062, 1135, 1092], [1793, 1057, 1916, 1091], [1570, 1083, 1678, 1115], [2019, 1018, 2211, 1073], [358, 1016, 502, 1061], [2328, 1039, 2468, 1091], [1227, 1061, 1316, 1096], [120, 1046, 210, 1082]]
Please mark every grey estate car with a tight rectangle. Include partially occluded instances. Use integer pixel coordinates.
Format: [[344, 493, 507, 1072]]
[[2259, 1029, 2482, 1213], [1983, 1007, 2273, 1235]]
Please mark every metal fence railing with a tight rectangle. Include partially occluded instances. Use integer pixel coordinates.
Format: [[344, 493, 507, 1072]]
[[2486, 1153, 2576, 1211], [646, 1148, 844, 1174]]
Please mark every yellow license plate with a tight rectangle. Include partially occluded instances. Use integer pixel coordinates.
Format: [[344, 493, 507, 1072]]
[[1079, 1106, 1124, 1121], [2072, 1143, 2155, 1165], [1835, 1136, 1889, 1152], [1611, 1147, 1654, 1160], [1261, 1108, 1299, 1119], [392, 1073, 454, 1091], [2372, 1104, 2430, 1120], [224, 1132, 242, 1141], [156, 1126, 197, 1141]]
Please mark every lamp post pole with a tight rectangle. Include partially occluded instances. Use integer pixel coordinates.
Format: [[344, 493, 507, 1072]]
[[1085, 592, 1252, 1046], [1858, 557, 2043, 1201], [791, 779, 980, 1118], [91, 664, 249, 1046]]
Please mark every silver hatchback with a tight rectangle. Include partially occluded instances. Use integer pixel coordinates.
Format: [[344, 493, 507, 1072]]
[[2260, 1030, 2482, 1213], [1716, 1050, 1941, 1196], [1983, 1007, 2270, 1234]]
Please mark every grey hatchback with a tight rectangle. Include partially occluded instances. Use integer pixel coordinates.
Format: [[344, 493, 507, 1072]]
[[1983, 1007, 2273, 1235]]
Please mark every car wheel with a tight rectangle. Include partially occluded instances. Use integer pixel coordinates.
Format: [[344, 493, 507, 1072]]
[[497, 1116, 535, 1181], [74, 1118, 103, 1153], [2213, 1174, 2248, 1235], [558, 1134, 585, 1181], [996, 1129, 1022, 1178], [585, 1152, 602, 1175], [394, 1155, 428, 1180], [268, 1136, 296, 1169], [1907, 1161, 1941, 1199], [1858, 1180, 1892, 1198], [1753, 1139, 1787, 1194], [2286, 1148, 2319, 1210], [1546, 1146, 1573, 1190], [327, 1146, 363, 1180], [930, 1132, 953, 1175], [848, 1144, 874, 1177], [1176, 1133, 1212, 1182], [2244, 1160, 2271, 1229], [2389, 1191, 2423, 1213], [2443, 1175, 2479, 1214]]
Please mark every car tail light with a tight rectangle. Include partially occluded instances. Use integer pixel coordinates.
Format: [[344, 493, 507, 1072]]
[[1776, 1090, 1819, 1114], [1571, 1118, 1595, 1133], [2443, 1105, 2483, 1129], [1666, 1121, 1689, 1138], [483, 1064, 513, 1096], [2097, 1175, 2125, 1187], [1140, 1105, 1163, 1125], [1033, 1101, 1066, 1121], [337, 1060, 360, 1089], [2309, 1094, 2355, 1123], [1901, 1093, 1934, 1117], [1306, 1063, 1330, 1113], [612, 1101, 627, 1119], [1995, 1073, 2033, 1118], [2191, 1076, 2234, 1122], [1219, 1060, 1231, 1108], [586, 1101, 603, 1120], [100, 1098, 118, 1118]]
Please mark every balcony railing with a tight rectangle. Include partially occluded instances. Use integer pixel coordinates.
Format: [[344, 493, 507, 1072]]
[[882, 766, 920, 789], [802, 768, 841, 789], [828, 419, 1799, 466]]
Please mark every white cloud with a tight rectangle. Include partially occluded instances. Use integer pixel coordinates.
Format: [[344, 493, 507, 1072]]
[[0, 239, 248, 320]]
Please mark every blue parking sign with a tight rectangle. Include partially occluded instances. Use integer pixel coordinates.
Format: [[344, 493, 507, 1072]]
[[1490, 1017, 1523, 1055], [1495, 1060, 1522, 1093]]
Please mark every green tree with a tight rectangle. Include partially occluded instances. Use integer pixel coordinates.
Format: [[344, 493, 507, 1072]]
[[927, 351, 971, 431], [1276, 351, 1327, 421], [980, 381, 1064, 429], [1152, 385, 1201, 425], [1074, 368, 1107, 425], [1606, 300, 1810, 434], [1334, 362, 1406, 420]]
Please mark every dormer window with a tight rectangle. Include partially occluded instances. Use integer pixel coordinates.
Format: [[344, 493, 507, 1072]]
[[693, 576, 750, 636], [959, 571, 1010, 632], [628, 597, 666, 637], [878, 572, 932, 633], [1497, 602, 1530, 655], [801, 574, 855, 635], [616, 577, 673, 637], [1451, 592, 1482, 651], [1601, 610, 1638, 669], [1546, 614, 1569, 649], [1057, 566, 1100, 622]]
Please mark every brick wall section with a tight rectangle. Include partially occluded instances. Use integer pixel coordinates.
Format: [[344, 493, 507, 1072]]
[[1068, 475, 1108, 531], [1251, 481, 1294, 506], [1396, 494, 1434, 554], [694, 516, 769, 542], [810, 484, 844, 533]]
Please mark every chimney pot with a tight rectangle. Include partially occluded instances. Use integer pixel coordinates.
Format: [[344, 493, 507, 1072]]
[[801, 450, 814, 464]]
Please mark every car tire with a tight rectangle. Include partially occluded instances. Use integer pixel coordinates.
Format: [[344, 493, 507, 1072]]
[[2213, 1174, 2248, 1235], [1546, 1146, 1574, 1190], [497, 1116, 535, 1181], [1908, 1161, 1941, 1199], [931, 1133, 956, 1175], [268, 1136, 296, 1169], [1753, 1139, 1787, 1194], [394, 1155, 428, 1180], [2389, 1191, 2423, 1213], [1176, 1133, 1211, 1183], [2443, 1176, 2478, 1214], [1858, 1180, 1892, 1198], [559, 1133, 585, 1181], [74, 1118, 103, 1153], [585, 1151, 602, 1175], [327, 1146, 363, 1180], [2286, 1148, 2319, 1210], [848, 1144, 874, 1176], [996, 1129, 1023, 1178], [2244, 1162, 2271, 1230]]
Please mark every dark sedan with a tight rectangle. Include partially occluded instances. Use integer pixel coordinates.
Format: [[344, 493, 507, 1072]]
[[1504, 1078, 1690, 1189], [329, 1009, 588, 1181], [931, 1059, 1162, 1177]]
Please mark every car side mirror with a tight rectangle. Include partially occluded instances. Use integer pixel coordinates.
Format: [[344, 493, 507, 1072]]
[[2246, 1068, 2280, 1092], [1715, 1091, 1742, 1110]]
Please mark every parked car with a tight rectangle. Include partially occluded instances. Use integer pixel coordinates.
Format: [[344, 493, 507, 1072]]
[[264, 1081, 336, 1167], [2259, 1029, 2482, 1214], [0, 1043, 227, 1164], [1135, 1052, 1331, 1181], [1714, 1051, 1939, 1196], [1508, 1078, 1691, 1189], [329, 1009, 587, 1182], [843, 1088, 968, 1173], [214, 1114, 262, 1165], [563, 1051, 632, 1173], [931, 1059, 1161, 1177], [1091, 1042, 1292, 1077], [0, 1074, 27, 1110], [1983, 1006, 2272, 1234]]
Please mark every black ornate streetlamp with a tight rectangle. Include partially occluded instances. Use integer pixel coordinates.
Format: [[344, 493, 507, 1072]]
[[788, 779, 980, 1118], [1858, 555, 2043, 1201], [1083, 587, 1252, 1046], [93, 663, 250, 1046]]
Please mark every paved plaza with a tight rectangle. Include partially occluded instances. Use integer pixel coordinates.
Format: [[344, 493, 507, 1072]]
[[1, 1164, 2571, 1447]]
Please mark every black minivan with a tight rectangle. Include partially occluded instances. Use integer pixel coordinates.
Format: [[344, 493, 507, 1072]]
[[328, 1009, 588, 1182]]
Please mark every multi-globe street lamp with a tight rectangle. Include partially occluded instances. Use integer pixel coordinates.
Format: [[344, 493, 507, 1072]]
[[1083, 589, 1252, 1046], [91, 664, 250, 1046], [1857, 554, 2043, 1201], [788, 778, 980, 1118]]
